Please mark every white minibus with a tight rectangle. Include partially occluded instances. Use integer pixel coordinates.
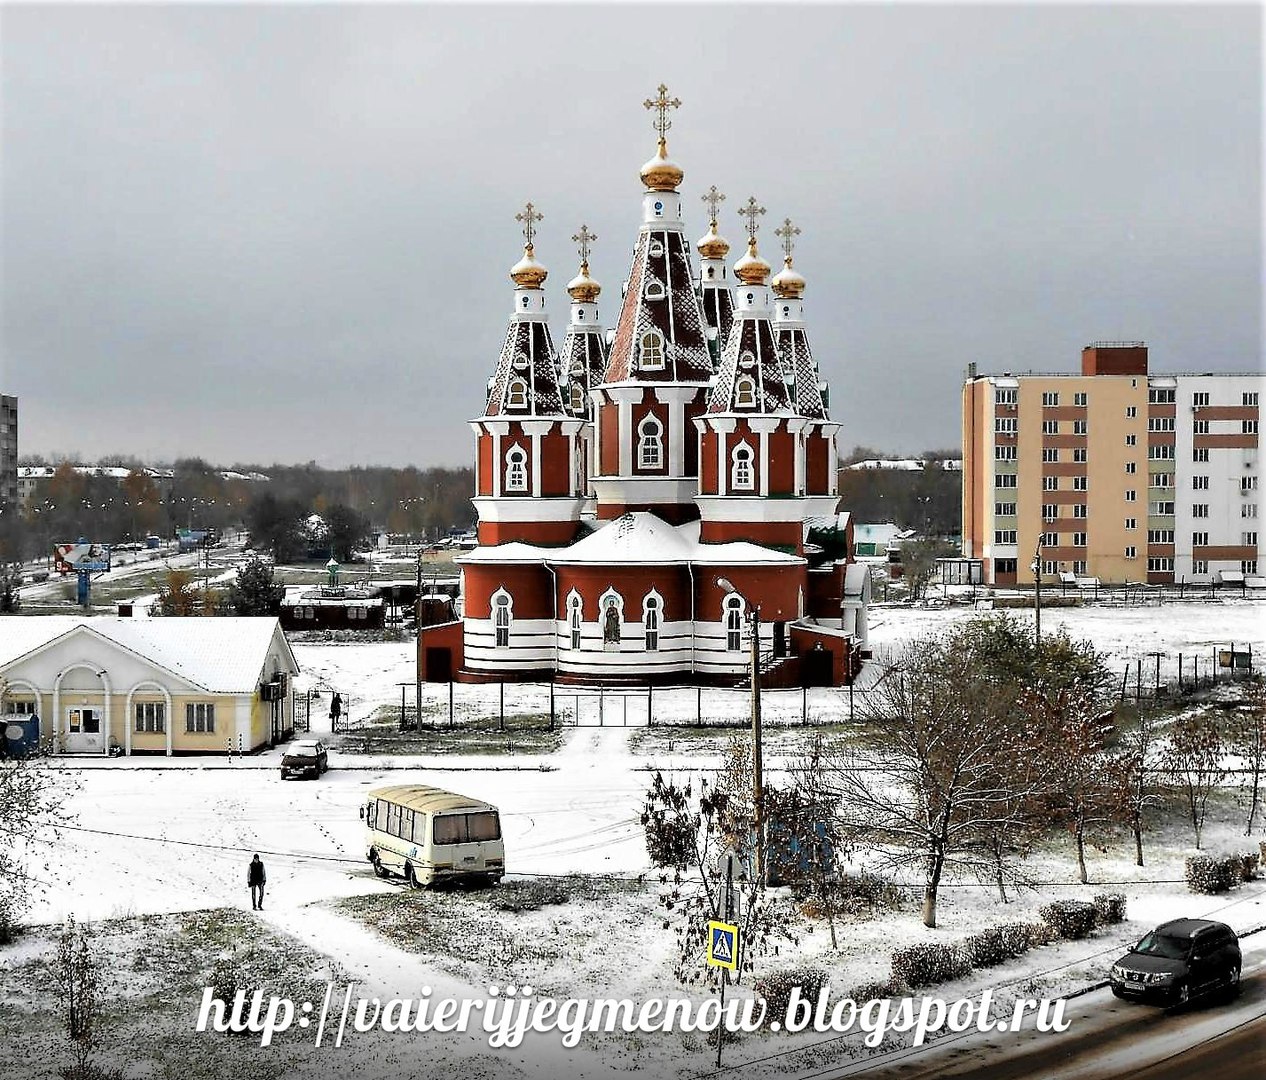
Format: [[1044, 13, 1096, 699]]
[[361, 784, 504, 886]]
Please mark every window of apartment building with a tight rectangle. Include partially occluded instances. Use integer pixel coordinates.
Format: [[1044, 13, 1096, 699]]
[[1125, 518, 1137, 531], [1242, 560, 1259, 575], [1245, 504, 1259, 519], [1042, 532, 1058, 548], [995, 388, 1017, 406], [1042, 392, 1059, 407], [1125, 489, 1137, 502], [1074, 392, 1087, 407], [1148, 387, 1175, 404], [1042, 503, 1058, 520], [1073, 420, 1088, 436], [1192, 532, 1209, 546], [1244, 420, 1259, 435], [1243, 391, 1259, 407], [1193, 560, 1208, 575], [995, 417, 1017, 435], [1194, 447, 1210, 463], [1073, 448, 1088, 463], [994, 530, 1017, 545], [1073, 532, 1087, 547], [1149, 501, 1175, 517], [1073, 503, 1088, 518], [1125, 546, 1138, 559], [1147, 529, 1174, 544], [995, 473, 1018, 488], [995, 502, 1017, 517], [186, 703, 215, 734], [995, 558, 1017, 575], [1192, 392, 1210, 407], [1244, 531, 1259, 547], [1193, 420, 1209, 435], [1147, 557, 1174, 573], [1192, 504, 1209, 518], [1043, 447, 1059, 463], [1193, 475, 1209, 490], [1148, 416, 1175, 433], [1042, 560, 1058, 575], [1125, 406, 1137, 418], [1149, 445, 1175, 460], [1042, 420, 1059, 435], [1043, 476, 1059, 491], [1125, 434, 1137, 447], [1073, 560, 1087, 574], [1151, 473, 1174, 488], [1243, 476, 1259, 493], [1125, 462, 1137, 474], [1072, 476, 1088, 491], [995, 445, 1017, 461]]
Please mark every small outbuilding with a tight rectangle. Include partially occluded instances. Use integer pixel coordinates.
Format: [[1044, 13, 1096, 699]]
[[0, 616, 300, 756]]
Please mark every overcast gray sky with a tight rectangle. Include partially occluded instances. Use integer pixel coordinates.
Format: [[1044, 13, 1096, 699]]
[[2, 2, 1260, 469]]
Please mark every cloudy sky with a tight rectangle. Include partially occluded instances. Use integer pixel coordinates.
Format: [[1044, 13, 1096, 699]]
[[1, 2, 1260, 469]]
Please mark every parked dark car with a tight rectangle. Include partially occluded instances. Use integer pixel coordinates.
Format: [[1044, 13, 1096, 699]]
[[1109, 919, 1241, 1007], [281, 739, 328, 780]]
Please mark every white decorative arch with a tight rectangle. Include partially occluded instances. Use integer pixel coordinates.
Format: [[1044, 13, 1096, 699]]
[[506, 378, 529, 409], [505, 445, 528, 492], [598, 587, 624, 648], [125, 680, 175, 757], [642, 589, 663, 652], [735, 376, 757, 409], [638, 330, 665, 371], [491, 587, 513, 648], [566, 589, 583, 650], [52, 664, 112, 756], [731, 441, 756, 491], [2, 680, 44, 740], [637, 414, 663, 469], [724, 594, 746, 652]]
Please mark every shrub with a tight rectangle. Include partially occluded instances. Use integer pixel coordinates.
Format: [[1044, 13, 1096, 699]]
[[489, 879, 570, 912], [964, 924, 1030, 968], [1259, 840, 1266, 865], [1092, 894, 1127, 925], [754, 968, 829, 1027], [1185, 855, 1240, 895], [890, 942, 973, 989], [1038, 901, 1098, 940], [1238, 852, 1260, 882], [1024, 921, 1056, 948], [849, 978, 904, 1003]]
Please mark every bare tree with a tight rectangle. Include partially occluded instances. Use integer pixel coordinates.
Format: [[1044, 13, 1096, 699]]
[[1109, 706, 1165, 866], [1166, 712, 1227, 849], [1231, 679, 1266, 835], [54, 916, 120, 1080]]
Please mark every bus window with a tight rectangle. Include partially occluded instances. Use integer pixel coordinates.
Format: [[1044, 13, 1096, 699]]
[[400, 808, 414, 841], [433, 814, 464, 845], [467, 812, 501, 842]]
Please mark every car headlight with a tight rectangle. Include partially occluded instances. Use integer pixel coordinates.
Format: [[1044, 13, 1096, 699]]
[[1145, 972, 1174, 984], [1111, 965, 1126, 980]]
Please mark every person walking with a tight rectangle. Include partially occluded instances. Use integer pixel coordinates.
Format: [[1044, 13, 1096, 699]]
[[247, 854, 267, 910]]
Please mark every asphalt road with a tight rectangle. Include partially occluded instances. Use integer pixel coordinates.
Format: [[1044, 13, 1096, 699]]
[[854, 964, 1265, 1080]]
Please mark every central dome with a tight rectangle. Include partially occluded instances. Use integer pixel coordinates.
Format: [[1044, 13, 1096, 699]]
[[640, 140, 684, 192], [510, 245, 548, 288]]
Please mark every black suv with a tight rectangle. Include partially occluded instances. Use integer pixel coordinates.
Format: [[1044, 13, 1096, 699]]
[[1109, 919, 1241, 1007]]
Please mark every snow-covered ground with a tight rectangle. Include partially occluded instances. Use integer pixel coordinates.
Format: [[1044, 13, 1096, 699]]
[[9, 600, 1266, 1079]]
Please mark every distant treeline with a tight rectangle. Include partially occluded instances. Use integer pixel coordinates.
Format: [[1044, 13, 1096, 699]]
[[836, 446, 961, 536]]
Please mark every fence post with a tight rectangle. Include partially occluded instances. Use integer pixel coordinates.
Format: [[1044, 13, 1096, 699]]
[[802, 685, 808, 726], [448, 679, 454, 727], [1119, 667, 1128, 703], [1154, 654, 1161, 697], [1136, 659, 1142, 700], [549, 680, 555, 732], [499, 682, 505, 732], [696, 685, 702, 728], [648, 684, 653, 728], [1177, 653, 1183, 693], [598, 685, 604, 727]]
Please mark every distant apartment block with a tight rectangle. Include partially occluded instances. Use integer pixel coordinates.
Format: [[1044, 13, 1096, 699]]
[[962, 344, 1263, 586], [15, 465, 270, 507], [0, 396, 16, 510]]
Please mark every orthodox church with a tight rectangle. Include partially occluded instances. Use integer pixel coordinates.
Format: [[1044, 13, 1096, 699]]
[[417, 87, 870, 687]]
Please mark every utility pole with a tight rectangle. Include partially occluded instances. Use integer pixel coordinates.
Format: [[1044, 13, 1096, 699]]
[[749, 604, 765, 886], [1030, 532, 1044, 649]]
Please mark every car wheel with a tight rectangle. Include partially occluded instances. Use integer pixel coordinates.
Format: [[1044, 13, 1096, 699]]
[[1110, 987, 1127, 1000]]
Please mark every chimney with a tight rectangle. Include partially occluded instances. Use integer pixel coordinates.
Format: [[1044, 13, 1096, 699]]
[[1082, 341, 1148, 376]]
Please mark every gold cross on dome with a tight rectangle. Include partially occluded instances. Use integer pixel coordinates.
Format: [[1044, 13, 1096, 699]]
[[701, 185, 726, 226], [737, 196, 766, 242], [515, 202, 543, 247], [643, 83, 681, 141], [572, 224, 597, 267], [775, 217, 801, 263]]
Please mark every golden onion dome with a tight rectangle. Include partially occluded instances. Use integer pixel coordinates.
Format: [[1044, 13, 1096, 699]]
[[696, 220, 731, 260], [509, 244, 548, 288], [567, 262, 601, 303], [771, 257, 806, 299], [733, 238, 771, 286], [640, 139, 684, 192]]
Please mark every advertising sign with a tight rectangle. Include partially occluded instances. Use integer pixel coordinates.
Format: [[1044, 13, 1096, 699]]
[[53, 542, 112, 574]]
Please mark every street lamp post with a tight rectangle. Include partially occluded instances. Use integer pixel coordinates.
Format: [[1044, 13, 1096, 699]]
[[717, 577, 765, 886], [1031, 533, 1043, 648]]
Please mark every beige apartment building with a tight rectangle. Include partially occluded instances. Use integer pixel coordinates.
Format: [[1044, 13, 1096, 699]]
[[963, 344, 1263, 586]]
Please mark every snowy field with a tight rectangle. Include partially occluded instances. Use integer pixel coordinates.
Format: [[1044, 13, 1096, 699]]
[[7, 600, 1266, 1079]]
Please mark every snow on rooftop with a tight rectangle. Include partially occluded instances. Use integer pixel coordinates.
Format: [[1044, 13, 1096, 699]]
[[0, 616, 296, 692]]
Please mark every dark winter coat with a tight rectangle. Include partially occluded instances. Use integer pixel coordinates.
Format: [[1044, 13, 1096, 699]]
[[248, 858, 266, 886]]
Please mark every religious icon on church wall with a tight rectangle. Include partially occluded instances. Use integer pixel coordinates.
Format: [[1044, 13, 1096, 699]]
[[602, 598, 622, 645]]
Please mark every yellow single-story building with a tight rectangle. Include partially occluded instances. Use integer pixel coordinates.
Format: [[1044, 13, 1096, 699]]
[[0, 616, 300, 756]]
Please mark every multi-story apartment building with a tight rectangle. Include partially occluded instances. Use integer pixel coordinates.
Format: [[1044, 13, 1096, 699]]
[[0, 396, 16, 510], [963, 344, 1263, 586]]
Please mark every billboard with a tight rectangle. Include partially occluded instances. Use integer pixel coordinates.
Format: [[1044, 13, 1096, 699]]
[[54, 542, 112, 574]]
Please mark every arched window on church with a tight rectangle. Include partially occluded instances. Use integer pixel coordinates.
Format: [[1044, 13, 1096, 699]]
[[567, 592, 583, 650], [644, 280, 666, 301], [638, 330, 665, 371], [643, 591, 662, 652], [504, 446, 528, 492], [638, 415, 663, 469], [706, 266, 715, 280], [492, 589, 513, 648], [731, 443, 755, 491], [506, 378, 528, 409], [725, 595, 744, 652], [570, 382, 584, 415], [735, 376, 756, 409]]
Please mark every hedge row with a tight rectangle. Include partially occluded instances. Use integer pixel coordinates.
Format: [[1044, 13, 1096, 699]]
[[1038, 900, 1098, 941], [891, 942, 972, 988], [1186, 852, 1260, 895], [752, 967, 828, 1022]]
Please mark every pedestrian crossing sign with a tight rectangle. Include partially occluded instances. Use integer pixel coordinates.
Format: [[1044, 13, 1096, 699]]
[[707, 921, 739, 970]]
